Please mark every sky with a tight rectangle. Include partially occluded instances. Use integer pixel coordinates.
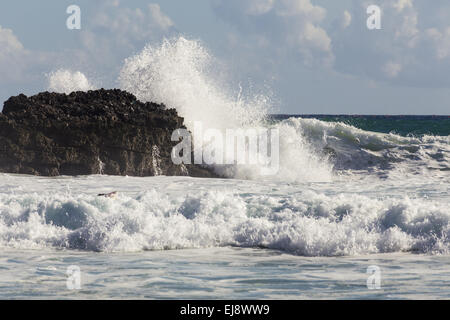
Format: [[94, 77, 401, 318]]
[[0, 0, 449, 115]]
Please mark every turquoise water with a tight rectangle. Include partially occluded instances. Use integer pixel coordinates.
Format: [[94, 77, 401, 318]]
[[273, 115, 450, 136]]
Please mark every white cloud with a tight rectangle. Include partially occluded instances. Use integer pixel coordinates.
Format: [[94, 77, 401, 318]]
[[85, 2, 174, 48], [301, 22, 331, 52], [0, 25, 31, 83], [148, 3, 174, 30], [0, 1, 176, 100], [213, 0, 333, 66], [243, 0, 275, 15], [330, 0, 450, 87], [0, 25, 62, 103], [0, 25, 24, 54], [382, 62, 402, 78], [393, 0, 413, 12], [393, 3, 419, 47], [77, 1, 176, 83], [276, 0, 332, 63], [214, 0, 450, 84], [426, 27, 450, 60], [341, 11, 352, 29], [276, 0, 326, 20]]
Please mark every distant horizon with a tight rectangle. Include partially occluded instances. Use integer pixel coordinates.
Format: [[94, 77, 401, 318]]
[[1, 90, 449, 117], [1, 105, 449, 117], [271, 114, 450, 117]]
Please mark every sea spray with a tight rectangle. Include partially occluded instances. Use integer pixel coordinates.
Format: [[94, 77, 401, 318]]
[[47, 69, 95, 94], [118, 37, 267, 130], [283, 117, 450, 175], [42, 38, 449, 180], [41, 41, 449, 181], [118, 37, 333, 182]]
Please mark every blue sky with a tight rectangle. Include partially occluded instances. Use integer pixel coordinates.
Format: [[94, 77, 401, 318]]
[[0, 0, 449, 114]]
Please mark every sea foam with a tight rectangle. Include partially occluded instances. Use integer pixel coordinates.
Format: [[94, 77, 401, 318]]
[[0, 175, 448, 256], [118, 37, 333, 182]]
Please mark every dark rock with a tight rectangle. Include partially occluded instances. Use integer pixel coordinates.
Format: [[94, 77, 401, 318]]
[[0, 89, 217, 177]]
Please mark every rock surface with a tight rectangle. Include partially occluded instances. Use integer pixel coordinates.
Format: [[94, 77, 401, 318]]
[[0, 89, 216, 177]]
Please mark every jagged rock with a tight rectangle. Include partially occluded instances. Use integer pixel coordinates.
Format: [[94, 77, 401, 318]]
[[0, 89, 216, 177]]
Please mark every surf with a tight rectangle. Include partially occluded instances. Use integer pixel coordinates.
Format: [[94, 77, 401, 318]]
[[0, 174, 448, 255], [280, 117, 450, 176], [47, 36, 450, 182], [117, 36, 333, 182]]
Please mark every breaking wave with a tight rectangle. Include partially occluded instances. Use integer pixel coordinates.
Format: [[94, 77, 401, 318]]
[[118, 37, 333, 182], [283, 117, 450, 176], [0, 184, 448, 255], [45, 37, 449, 180], [26, 37, 449, 257]]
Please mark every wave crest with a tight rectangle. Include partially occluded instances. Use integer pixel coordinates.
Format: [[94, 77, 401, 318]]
[[0, 188, 448, 255], [283, 117, 450, 175]]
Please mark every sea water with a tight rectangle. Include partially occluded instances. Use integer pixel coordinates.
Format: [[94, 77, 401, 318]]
[[1, 248, 449, 299], [0, 37, 449, 299], [0, 171, 448, 299]]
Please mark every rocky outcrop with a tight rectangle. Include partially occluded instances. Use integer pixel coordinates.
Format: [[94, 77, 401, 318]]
[[0, 89, 216, 177]]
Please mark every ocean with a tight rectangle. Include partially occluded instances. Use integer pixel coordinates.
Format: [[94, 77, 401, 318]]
[[0, 114, 449, 299], [0, 38, 449, 299]]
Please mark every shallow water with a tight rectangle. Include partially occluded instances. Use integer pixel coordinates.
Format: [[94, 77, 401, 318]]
[[0, 173, 448, 299], [1, 248, 448, 299]]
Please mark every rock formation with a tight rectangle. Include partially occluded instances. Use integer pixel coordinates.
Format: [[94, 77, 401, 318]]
[[0, 89, 216, 177]]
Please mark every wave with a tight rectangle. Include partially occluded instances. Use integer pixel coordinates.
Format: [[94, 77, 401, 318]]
[[45, 36, 449, 180], [8, 36, 448, 259], [282, 117, 450, 175], [0, 188, 448, 255], [118, 37, 333, 182]]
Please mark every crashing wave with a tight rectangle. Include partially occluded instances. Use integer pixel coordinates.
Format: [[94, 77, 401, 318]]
[[0, 185, 447, 255], [281, 117, 450, 176]]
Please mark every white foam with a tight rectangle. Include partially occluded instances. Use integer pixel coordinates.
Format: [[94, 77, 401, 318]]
[[0, 175, 448, 256], [283, 117, 450, 176], [47, 69, 95, 94], [119, 37, 267, 131], [42, 38, 448, 182], [118, 37, 333, 182]]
